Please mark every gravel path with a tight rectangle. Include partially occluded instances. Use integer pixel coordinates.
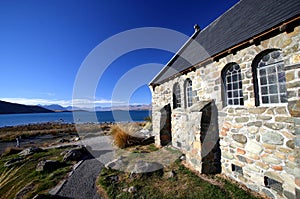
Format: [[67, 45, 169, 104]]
[[55, 136, 114, 199], [56, 158, 103, 199]]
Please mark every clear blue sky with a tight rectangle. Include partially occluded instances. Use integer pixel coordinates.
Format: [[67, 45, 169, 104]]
[[0, 0, 239, 107]]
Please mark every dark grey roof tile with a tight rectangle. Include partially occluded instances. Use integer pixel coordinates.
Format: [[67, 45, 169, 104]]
[[151, 0, 300, 85]]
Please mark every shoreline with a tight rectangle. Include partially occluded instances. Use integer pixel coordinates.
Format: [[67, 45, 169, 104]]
[[0, 121, 148, 155], [0, 109, 151, 128]]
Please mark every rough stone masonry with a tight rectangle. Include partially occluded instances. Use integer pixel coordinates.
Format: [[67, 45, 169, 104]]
[[150, 4, 300, 198]]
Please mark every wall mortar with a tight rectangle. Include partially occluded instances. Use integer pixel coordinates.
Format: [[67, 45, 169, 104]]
[[150, 26, 300, 199]]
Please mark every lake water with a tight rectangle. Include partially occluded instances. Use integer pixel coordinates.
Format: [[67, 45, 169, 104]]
[[0, 110, 151, 127]]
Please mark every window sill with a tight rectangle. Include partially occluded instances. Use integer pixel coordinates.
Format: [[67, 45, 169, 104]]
[[173, 107, 184, 112], [224, 105, 245, 107], [257, 103, 288, 107]]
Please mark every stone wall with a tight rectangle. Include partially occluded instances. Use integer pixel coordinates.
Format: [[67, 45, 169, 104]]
[[151, 26, 300, 199]]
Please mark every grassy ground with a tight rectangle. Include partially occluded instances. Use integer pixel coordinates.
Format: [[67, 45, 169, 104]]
[[0, 122, 115, 142], [101, 125, 263, 199], [0, 147, 75, 199], [98, 141, 263, 199], [110, 123, 152, 149], [0, 123, 76, 142], [98, 159, 263, 199], [125, 143, 159, 153]]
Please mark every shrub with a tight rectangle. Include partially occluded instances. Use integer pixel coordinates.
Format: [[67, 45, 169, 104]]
[[2, 147, 24, 157], [111, 125, 143, 148], [144, 116, 152, 122]]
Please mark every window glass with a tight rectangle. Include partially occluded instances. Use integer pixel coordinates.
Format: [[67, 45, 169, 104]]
[[173, 84, 181, 108], [257, 50, 287, 104], [186, 79, 193, 107], [224, 64, 244, 106]]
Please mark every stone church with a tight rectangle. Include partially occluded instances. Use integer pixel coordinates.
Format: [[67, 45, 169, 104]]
[[149, 0, 300, 198]]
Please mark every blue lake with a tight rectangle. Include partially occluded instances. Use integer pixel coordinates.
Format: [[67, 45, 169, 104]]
[[0, 110, 151, 127]]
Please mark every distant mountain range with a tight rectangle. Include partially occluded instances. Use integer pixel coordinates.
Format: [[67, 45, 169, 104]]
[[39, 104, 67, 111], [0, 100, 54, 114], [0, 100, 151, 114], [40, 104, 152, 112], [107, 104, 152, 111]]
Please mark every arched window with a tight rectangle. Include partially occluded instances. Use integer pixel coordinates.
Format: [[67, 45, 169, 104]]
[[253, 50, 287, 105], [222, 63, 244, 106], [185, 79, 193, 107], [173, 83, 181, 109]]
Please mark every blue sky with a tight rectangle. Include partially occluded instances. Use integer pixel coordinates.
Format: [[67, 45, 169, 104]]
[[0, 0, 239, 107]]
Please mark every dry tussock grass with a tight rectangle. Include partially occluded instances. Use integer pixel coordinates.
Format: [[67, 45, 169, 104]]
[[0, 122, 77, 142], [1, 147, 24, 157], [111, 124, 143, 148], [117, 123, 142, 136], [111, 125, 131, 148], [0, 122, 115, 142]]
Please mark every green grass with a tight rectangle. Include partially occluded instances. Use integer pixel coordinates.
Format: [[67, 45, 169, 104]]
[[221, 177, 257, 199], [0, 148, 73, 199], [98, 159, 261, 199], [126, 143, 159, 154]]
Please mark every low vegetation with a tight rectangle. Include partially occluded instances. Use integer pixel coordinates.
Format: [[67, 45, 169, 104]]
[[111, 125, 143, 148], [1, 147, 24, 157], [111, 123, 153, 149], [0, 122, 114, 142], [0, 123, 76, 142], [0, 147, 74, 199], [99, 136, 263, 199], [143, 116, 152, 122], [125, 143, 159, 153], [98, 158, 263, 199]]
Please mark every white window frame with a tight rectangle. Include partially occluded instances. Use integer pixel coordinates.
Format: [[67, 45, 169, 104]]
[[174, 84, 181, 108], [224, 64, 244, 106], [185, 79, 193, 108], [256, 52, 287, 106]]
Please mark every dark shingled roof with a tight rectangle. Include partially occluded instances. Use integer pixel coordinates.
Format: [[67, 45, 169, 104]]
[[151, 0, 300, 85]]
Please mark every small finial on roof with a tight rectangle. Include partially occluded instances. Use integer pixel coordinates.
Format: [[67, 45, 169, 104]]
[[194, 24, 200, 32]]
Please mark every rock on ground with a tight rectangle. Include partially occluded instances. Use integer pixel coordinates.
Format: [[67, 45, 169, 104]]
[[63, 147, 88, 162], [36, 160, 61, 172], [18, 147, 43, 156], [130, 160, 163, 174]]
